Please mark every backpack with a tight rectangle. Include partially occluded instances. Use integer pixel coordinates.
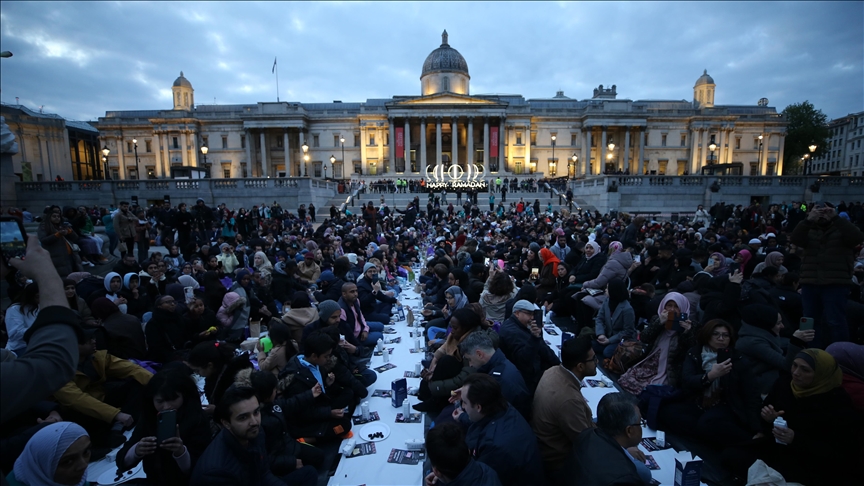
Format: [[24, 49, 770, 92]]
[[603, 340, 645, 374]]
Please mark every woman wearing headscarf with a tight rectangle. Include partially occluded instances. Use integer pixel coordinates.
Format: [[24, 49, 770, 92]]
[[536, 247, 561, 298], [730, 248, 752, 276], [8, 422, 91, 486], [735, 304, 814, 395], [722, 349, 863, 485], [706, 252, 730, 277], [752, 251, 788, 276], [426, 286, 469, 343], [63, 278, 97, 327], [657, 319, 762, 446], [593, 279, 636, 358], [618, 292, 698, 395], [87, 272, 128, 314], [91, 297, 146, 361], [253, 251, 273, 275], [826, 342, 864, 413], [119, 273, 148, 320], [569, 241, 606, 288]]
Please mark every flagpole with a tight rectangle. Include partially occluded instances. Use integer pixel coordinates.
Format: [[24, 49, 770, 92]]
[[276, 59, 280, 102]]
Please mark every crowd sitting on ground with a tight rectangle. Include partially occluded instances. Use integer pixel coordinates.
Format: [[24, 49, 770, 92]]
[[1, 191, 863, 486]]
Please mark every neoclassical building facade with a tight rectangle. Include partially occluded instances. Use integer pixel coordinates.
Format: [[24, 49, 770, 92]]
[[97, 31, 786, 182]]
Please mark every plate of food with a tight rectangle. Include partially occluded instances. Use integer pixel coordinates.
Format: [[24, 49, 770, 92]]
[[359, 422, 391, 442]]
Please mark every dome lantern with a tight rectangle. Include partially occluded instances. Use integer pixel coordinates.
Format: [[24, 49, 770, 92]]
[[693, 69, 715, 109], [420, 30, 470, 95], [172, 71, 194, 110]]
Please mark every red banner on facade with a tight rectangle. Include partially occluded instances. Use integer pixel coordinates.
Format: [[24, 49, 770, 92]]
[[395, 127, 404, 158], [490, 126, 499, 158]]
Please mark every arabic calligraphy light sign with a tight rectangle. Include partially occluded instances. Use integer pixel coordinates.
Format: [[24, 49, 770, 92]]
[[425, 162, 488, 190]]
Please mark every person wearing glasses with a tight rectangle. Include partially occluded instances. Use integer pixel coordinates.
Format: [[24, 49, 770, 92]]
[[657, 319, 762, 446], [789, 200, 863, 347]]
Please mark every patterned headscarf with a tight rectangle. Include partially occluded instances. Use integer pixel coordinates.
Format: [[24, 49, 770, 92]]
[[445, 286, 469, 312], [608, 241, 624, 255], [13, 422, 88, 486]]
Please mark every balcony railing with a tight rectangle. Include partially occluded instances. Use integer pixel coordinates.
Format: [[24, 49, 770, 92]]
[[571, 175, 864, 191]]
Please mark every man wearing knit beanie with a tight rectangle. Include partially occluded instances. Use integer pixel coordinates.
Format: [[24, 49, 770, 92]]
[[317, 300, 342, 326]]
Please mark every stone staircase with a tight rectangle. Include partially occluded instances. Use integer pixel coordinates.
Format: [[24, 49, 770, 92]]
[[323, 190, 595, 215]]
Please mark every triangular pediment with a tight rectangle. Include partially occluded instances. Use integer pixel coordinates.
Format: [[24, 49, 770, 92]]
[[393, 93, 500, 106]]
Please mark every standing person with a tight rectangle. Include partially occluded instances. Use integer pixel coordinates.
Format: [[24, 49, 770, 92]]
[[790, 201, 864, 346], [113, 201, 137, 260], [38, 209, 80, 276], [192, 199, 213, 247], [308, 203, 316, 222], [173, 203, 194, 258], [101, 207, 119, 257], [489, 193, 495, 212], [693, 204, 711, 226], [134, 209, 152, 264]]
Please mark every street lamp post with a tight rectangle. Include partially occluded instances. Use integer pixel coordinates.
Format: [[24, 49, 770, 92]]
[[200, 145, 209, 178], [132, 138, 140, 180], [709, 138, 718, 166], [301, 141, 309, 177], [551, 134, 556, 177], [328, 155, 335, 179], [607, 139, 615, 174], [101, 145, 110, 180], [806, 143, 817, 175], [571, 153, 578, 180]]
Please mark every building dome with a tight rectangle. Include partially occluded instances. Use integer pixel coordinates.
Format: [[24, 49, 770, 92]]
[[421, 30, 469, 78], [173, 71, 192, 88], [695, 69, 714, 86]]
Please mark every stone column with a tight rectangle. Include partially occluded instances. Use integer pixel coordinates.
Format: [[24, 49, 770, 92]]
[[283, 129, 290, 177], [161, 133, 170, 176], [623, 127, 631, 173], [404, 118, 411, 173], [377, 125, 385, 174], [244, 130, 252, 178], [600, 127, 607, 174], [483, 118, 490, 174], [117, 137, 127, 179], [388, 118, 395, 172], [299, 131, 306, 177], [466, 117, 474, 171], [718, 128, 726, 169], [498, 118, 505, 172], [420, 118, 427, 176], [524, 125, 531, 173], [435, 118, 442, 167], [189, 132, 198, 167], [582, 128, 590, 176], [761, 133, 770, 175], [776, 134, 785, 175], [726, 129, 735, 166], [153, 133, 163, 178], [451, 116, 458, 169], [260, 131, 268, 177], [637, 128, 645, 175], [179, 132, 188, 167], [700, 129, 709, 170], [689, 128, 699, 174]]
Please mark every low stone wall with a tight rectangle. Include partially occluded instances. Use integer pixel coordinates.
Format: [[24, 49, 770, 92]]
[[13, 178, 337, 212], [570, 176, 864, 214]]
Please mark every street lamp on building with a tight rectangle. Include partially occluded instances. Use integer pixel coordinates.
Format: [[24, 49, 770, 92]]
[[806, 143, 817, 175], [571, 153, 578, 179], [101, 145, 110, 180], [328, 154, 335, 179], [132, 138, 140, 180], [340, 137, 345, 177], [551, 134, 556, 176], [200, 145, 209, 178], [301, 141, 309, 176], [757, 134, 764, 175], [709, 137, 718, 165], [607, 139, 615, 174]]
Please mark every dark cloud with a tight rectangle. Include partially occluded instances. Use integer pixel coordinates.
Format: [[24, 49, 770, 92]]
[[1, 1, 860, 121]]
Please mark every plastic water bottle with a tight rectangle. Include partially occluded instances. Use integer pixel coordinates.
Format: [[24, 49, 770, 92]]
[[773, 417, 788, 445], [376, 339, 384, 353]]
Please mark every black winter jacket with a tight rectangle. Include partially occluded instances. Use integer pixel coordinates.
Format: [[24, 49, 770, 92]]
[[190, 428, 283, 486], [498, 316, 560, 393], [465, 406, 545, 486], [790, 216, 864, 286]]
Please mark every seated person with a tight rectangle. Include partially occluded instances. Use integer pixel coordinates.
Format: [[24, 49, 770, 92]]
[[451, 373, 545, 486], [145, 295, 187, 364], [617, 292, 696, 396], [498, 300, 560, 394], [593, 279, 636, 359], [87, 272, 128, 313], [190, 386, 292, 486], [182, 295, 221, 347], [415, 308, 481, 415], [425, 286, 469, 344], [278, 331, 353, 443], [722, 349, 863, 485], [571, 393, 653, 486], [243, 370, 325, 480], [113, 253, 142, 278], [313, 270, 345, 304], [185, 341, 253, 415], [531, 335, 597, 483], [117, 370, 212, 486], [6, 422, 91, 486], [356, 263, 395, 323], [90, 297, 146, 361], [657, 319, 762, 446], [120, 272, 149, 320], [826, 342, 864, 413], [63, 278, 98, 327], [317, 325, 376, 390], [338, 283, 384, 347], [257, 320, 297, 377], [279, 292, 320, 344], [425, 422, 503, 486], [52, 331, 152, 449], [459, 330, 530, 418], [736, 303, 813, 395]]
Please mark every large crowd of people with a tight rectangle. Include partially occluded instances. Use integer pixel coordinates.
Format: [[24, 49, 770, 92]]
[[1, 192, 863, 486]]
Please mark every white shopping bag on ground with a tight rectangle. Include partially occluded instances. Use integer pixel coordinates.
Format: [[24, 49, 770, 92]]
[[746, 459, 803, 486]]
